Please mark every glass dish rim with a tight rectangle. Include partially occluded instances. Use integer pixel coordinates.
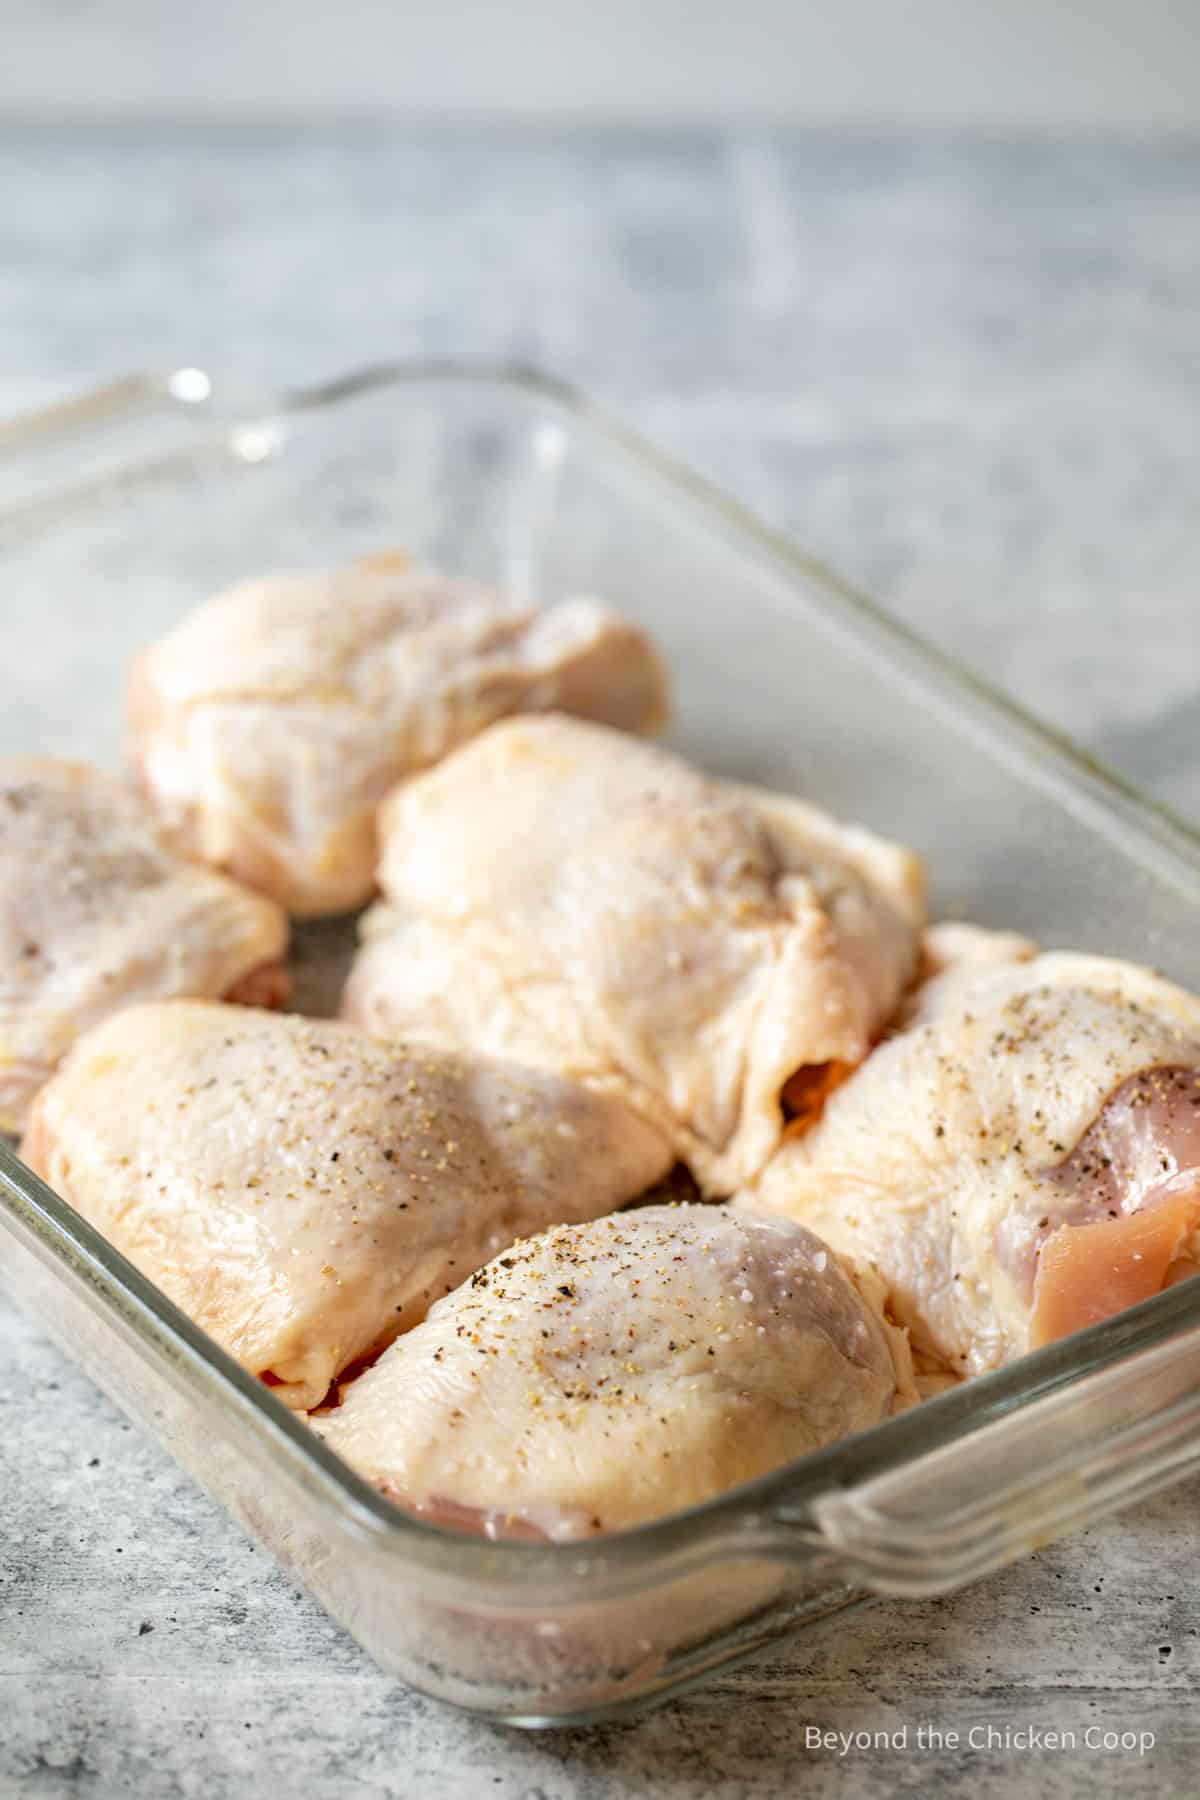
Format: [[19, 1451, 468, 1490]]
[[5, 354, 1200, 1585]]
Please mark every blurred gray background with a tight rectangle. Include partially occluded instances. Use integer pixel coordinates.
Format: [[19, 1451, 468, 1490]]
[[4, 7, 1200, 1800], [4, 0, 1200, 128]]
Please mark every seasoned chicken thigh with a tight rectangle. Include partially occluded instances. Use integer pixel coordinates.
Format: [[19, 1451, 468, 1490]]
[[0, 758, 287, 1134], [341, 715, 924, 1192], [738, 950, 1200, 1376], [21, 1002, 673, 1408], [897, 919, 1036, 1025], [128, 558, 668, 916], [315, 1204, 912, 1537]]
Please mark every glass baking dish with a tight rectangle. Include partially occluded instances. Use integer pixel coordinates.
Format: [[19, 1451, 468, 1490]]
[[5, 361, 1200, 1727]]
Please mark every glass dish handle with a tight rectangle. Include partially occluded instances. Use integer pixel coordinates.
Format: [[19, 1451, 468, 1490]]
[[799, 1323, 1200, 1598], [0, 367, 240, 513]]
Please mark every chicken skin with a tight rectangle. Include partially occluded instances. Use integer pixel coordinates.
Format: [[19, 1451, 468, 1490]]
[[341, 715, 925, 1193], [20, 1002, 673, 1409], [315, 1204, 912, 1538], [0, 758, 288, 1134], [737, 949, 1200, 1376], [127, 558, 669, 917], [897, 919, 1037, 1025]]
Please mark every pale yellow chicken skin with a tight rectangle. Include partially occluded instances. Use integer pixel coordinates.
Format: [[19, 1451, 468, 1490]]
[[0, 758, 287, 1134], [127, 559, 669, 917], [738, 949, 1200, 1377], [315, 1204, 913, 1538], [21, 1002, 673, 1408], [341, 714, 925, 1194]]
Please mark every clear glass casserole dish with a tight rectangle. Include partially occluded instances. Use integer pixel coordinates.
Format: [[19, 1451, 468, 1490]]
[[4, 361, 1200, 1726]]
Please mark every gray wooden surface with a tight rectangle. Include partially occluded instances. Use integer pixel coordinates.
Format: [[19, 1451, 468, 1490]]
[[3, 127, 1200, 1798]]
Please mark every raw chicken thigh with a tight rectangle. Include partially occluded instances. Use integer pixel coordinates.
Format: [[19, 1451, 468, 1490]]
[[315, 1203, 912, 1537], [737, 948, 1200, 1376], [896, 919, 1037, 1024], [128, 558, 669, 916], [21, 1002, 673, 1408], [341, 714, 925, 1193], [0, 758, 287, 1134]]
